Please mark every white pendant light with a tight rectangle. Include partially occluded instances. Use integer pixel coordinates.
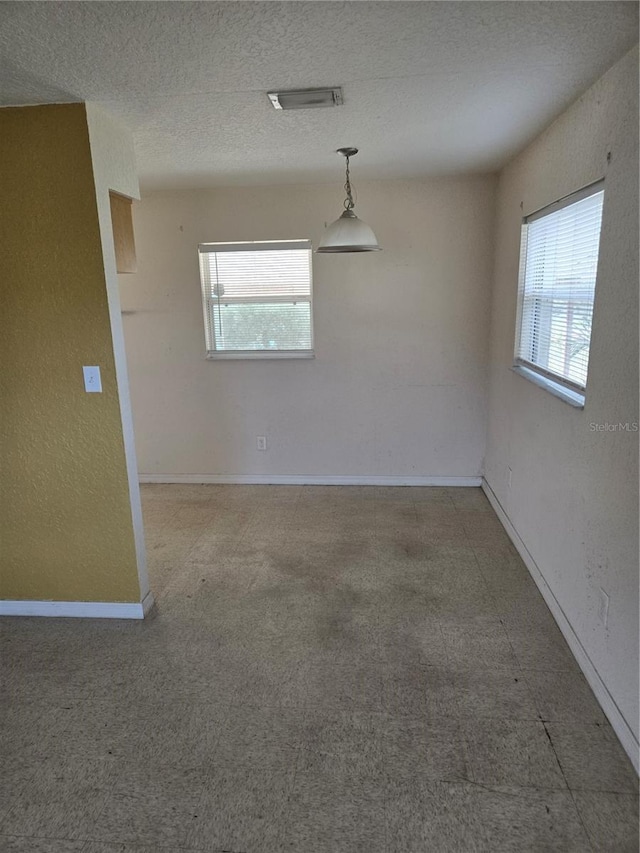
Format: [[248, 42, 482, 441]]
[[316, 148, 381, 253]]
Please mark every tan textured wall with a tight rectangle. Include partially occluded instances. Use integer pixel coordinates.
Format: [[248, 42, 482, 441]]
[[0, 103, 141, 602]]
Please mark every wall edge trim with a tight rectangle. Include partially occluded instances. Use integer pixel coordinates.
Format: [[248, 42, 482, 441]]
[[0, 599, 151, 620], [482, 477, 639, 774], [141, 590, 155, 616], [139, 473, 483, 487]]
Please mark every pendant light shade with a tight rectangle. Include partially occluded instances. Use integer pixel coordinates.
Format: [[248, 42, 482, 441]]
[[316, 148, 381, 253], [317, 209, 381, 253]]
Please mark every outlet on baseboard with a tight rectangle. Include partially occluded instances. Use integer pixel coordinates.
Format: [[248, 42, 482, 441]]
[[598, 587, 610, 628], [256, 435, 267, 451]]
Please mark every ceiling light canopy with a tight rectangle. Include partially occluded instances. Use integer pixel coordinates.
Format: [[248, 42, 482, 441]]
[[267, 87, 343, 110], [316, 148, 381, 254]]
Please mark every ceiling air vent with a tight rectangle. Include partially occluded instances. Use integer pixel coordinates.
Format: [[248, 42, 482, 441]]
[[267, 87, 343, 111]]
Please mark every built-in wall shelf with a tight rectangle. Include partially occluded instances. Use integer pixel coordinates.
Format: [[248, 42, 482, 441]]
[[109, 191, 137, 273]]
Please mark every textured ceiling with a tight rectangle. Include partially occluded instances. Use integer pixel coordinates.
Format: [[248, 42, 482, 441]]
[[1, 2, 637, 189]]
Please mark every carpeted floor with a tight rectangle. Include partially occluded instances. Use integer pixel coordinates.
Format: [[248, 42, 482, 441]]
[[1, 485, 637, 851]]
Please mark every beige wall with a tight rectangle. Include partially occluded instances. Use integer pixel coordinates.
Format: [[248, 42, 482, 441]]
[[121, 176, 496, 482], [0, 103, 143, 603], [484, 48, 639, 756]]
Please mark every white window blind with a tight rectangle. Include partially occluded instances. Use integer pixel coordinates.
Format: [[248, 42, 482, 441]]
[[198, 240, 313, 358], [515, 183, 604, 394]]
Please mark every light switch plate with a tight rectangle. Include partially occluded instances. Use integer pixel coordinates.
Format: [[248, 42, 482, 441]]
[[83, 366, 102, 393]]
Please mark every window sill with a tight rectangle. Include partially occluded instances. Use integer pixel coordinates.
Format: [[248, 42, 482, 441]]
[[511, 364, 585, 408], [206, 350, 315, 360]]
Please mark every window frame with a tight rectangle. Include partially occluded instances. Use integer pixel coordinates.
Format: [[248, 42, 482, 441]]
[[198, 239, 314, 360], [513, 180, 605, 407]]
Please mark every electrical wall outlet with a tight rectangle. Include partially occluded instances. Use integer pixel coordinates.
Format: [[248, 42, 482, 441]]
[[256, 436, 267, 451], [598, 587, 610, 628]]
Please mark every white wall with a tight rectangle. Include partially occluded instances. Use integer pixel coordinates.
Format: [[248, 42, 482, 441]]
[[484, 48, 639, 760], [86, 103, 150, 607], [120, 176, 496, 483]]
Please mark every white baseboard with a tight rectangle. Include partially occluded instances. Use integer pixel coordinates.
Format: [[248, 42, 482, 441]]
[[482, 477, 639, 774], [139, 473, 483, 487], [0, 594, 155, 620]]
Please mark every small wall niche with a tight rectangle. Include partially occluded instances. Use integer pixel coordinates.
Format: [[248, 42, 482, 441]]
[[109, 191, 137, 273]]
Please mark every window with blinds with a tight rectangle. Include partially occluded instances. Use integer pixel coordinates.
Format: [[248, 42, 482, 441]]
[[515, 182, 604, 397], [198, 240, 313, 358]]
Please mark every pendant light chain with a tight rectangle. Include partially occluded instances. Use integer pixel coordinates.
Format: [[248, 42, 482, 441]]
[[343, 154, 355, 211]]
